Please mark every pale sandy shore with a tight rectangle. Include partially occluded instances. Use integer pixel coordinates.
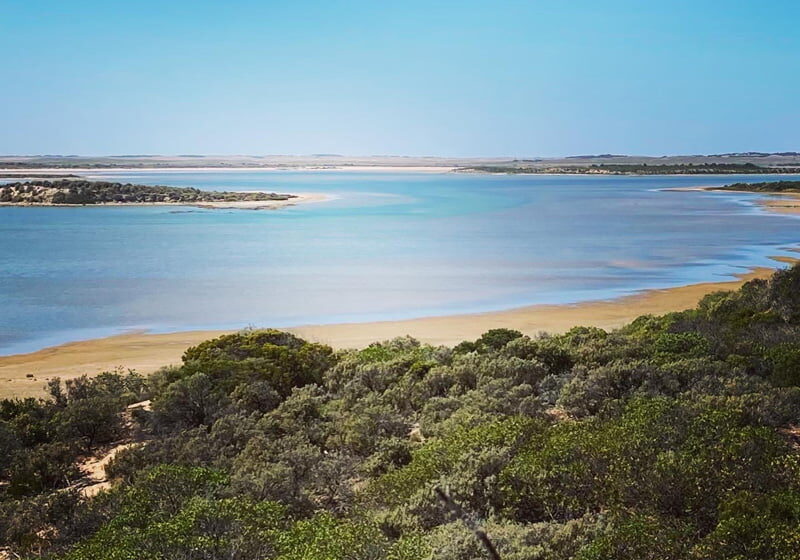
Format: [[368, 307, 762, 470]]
[[663, 186, 800, 217], [0, 166, 456, 174], [753, 193, 800, 216], [318, 166, 456, 173], [194, 192, 330, 209], [1, 261, 794, 399], [700, 187, 800, 217]]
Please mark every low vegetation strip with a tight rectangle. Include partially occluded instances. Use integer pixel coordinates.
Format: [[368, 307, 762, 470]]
[[2, 266, 800, 558], [461, 162, 800, 174], [714, 180, 800, 193], [0, 180, 295, 205]]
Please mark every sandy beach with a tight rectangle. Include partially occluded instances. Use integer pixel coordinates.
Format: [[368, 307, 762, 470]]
[[1, 260, 792, 399], [663, 186, 800, 217], [193, 192, 331, 209], [695, 186, 800, 217], [754, 193, 800, 216]]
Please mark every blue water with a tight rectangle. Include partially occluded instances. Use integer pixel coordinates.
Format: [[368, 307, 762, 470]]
[[2, 170, 799, 354]]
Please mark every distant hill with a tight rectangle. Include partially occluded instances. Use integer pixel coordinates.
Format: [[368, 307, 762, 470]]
[[709, 151, 800, 157], [565, 153, 628, 159]]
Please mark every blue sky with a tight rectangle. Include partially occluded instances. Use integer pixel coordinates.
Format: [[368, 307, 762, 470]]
[[1, 0, 798, 156]]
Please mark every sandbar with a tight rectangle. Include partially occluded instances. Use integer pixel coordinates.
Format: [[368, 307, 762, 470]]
[[663, 186, 800, 217], [193, 192, 331, 209], [698, 186, 800, 217], [753, 193, 800, 216]]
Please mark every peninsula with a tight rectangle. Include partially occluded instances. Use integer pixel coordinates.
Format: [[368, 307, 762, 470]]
[[710, 180, 800, 216], [712, 180, 800, 193], [0, 180, 301, 209]]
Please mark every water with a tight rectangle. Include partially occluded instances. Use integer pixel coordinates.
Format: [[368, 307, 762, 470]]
[[1, 170, 799, 354]]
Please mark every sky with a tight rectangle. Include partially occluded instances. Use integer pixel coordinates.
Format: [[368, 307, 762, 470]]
[[1, 0, 799, 157]]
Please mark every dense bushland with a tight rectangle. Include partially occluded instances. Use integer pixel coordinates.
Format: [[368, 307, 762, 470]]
[[2, 267, 800, 559]]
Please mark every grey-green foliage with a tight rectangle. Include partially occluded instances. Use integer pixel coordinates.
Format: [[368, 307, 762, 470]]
[[5, 266, 800, 559]]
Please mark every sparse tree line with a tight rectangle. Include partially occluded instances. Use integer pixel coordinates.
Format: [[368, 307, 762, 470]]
[[2, 266, 800, 558], [0, 180, 294, 205]]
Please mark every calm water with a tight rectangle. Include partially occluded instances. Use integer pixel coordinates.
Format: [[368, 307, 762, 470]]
[[2, 170, 799, 354]]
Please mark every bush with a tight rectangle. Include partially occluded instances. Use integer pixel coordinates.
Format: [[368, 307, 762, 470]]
[[4, 265, 800, 559], [8, 441, 82, 496]]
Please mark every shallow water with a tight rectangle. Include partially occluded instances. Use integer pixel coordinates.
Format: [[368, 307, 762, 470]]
[[1, 170, 799, 354]]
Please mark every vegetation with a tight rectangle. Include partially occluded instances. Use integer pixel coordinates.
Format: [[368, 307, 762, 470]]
[[0, 180, 295, 205], [3, 266, 800, 558], [715, 180, 800, 193], [461, 163, 800, 175]]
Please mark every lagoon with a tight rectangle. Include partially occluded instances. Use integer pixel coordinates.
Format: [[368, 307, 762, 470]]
[[1, 170, 799, 354]]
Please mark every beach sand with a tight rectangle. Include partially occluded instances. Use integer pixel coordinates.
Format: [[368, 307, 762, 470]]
[[1, 261, 792, 399], [692, 186, 800, 217], [193, 192, 330, 209], [317, 166, 455, 173], [755, 193, 800, 216]]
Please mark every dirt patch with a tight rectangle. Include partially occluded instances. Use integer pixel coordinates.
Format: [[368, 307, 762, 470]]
[[73, 400, 151, 497]]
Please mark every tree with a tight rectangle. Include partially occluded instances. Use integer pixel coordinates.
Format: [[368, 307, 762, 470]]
[[56, 396, 122, 449], [8, 441, 81, 496], [151, 373, 222, 431]]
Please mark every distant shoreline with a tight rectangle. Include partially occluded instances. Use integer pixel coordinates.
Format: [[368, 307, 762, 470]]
[[5, 165, 800, 177], [2, 257, 796, 399], [0, 166, 458, 174], [455, 166, 800, 176]]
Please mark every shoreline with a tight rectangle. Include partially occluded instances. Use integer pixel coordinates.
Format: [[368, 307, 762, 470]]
[[190, 192, 331, 209], [0, 192, 332, 210], [711, 188, 800, 216], [1, 260, 793, 399], [662, 185, 800, 217], [0, 166, 458, 174], [757, 193, 800, 215], [4, 166, 799, 177]]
